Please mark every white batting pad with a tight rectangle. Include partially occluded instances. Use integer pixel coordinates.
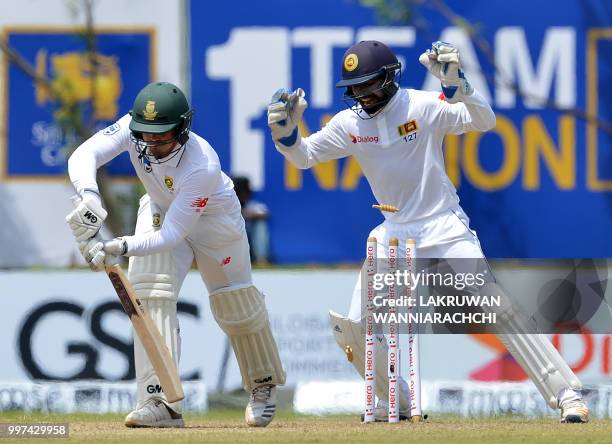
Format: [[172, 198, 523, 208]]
[[209, 286, 285, 391], [483, 282, 582, 408], [129, 249, 181, 412]]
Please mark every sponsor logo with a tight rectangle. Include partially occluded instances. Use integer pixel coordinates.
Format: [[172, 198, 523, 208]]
[[221, 256, 231, 266], [138, 154, 152, 173], [350, 134, 379, 144], [35, 51, 122, 121], [143, 100, 158, 120], [147, 384, 163, 394], [83, 211, 98, 224], [254, 376, 272, 384], [164, 176, 174, 191], [17, 300, 200, 381], [191, 197, 209, 211], [102, 123, 120, 135], [344, 53, 358, 71]]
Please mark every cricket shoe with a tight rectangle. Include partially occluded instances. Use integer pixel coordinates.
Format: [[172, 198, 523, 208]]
[[560, 399, 589, 423], [124, 398, 184, 428], [245, 384, 277, 427]]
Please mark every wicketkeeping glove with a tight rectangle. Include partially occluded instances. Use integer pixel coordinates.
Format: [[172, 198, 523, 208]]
[[267, 88, 308, 149], [419, 41, 474, 103]]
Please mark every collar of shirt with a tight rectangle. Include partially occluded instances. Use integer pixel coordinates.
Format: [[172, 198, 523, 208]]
[[375, 88, 404, 118]]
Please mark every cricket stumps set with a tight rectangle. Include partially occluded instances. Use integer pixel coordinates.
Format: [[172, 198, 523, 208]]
[[364, 236, 422, 423]]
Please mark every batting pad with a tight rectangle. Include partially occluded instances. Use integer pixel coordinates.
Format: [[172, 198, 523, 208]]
[[210, 286, 286, 391], [481, 283, 582, 408], [129, 250, 182, 412], [329, 311, 410, 412]]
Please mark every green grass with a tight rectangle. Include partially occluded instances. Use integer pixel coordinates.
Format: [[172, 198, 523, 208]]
[[1, 410, 611, 444]]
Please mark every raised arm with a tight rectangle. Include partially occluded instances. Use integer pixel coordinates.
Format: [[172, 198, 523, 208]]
[[419, 41, 496, 134], [267, 88, 350, 169]]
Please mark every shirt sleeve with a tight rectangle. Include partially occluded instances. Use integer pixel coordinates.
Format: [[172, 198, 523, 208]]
[[68, 115, 131, 195], [123, 166, 221, 256], [422, 89, 496, 135], [275, 113, 351, 169]]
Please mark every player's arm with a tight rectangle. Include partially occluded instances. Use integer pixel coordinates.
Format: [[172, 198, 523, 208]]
[[69, 114, 131, 198], [122, 168, 218, 256], [65, 115, 131, 243], [267, 88, 350, 169], [419, 41, 496, 134], [82, 166, 220, 269]]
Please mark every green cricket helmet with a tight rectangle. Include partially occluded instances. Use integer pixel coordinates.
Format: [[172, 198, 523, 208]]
[[129, 82, 193, 162]]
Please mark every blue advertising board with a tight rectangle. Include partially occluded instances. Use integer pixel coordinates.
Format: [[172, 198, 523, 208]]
[[190, 0, 612, 262], [3, 27, 154, 179]]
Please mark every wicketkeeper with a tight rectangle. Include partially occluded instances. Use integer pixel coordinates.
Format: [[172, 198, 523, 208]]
[[66, 82, 285, 428], [267, 40, 589, 423]]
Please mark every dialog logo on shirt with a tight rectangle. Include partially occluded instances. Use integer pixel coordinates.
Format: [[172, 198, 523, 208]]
[[221, 256, 231, 266], [350, 133, 379, 144], [191, 197, 209, 212], [164, 176, 174, 191]]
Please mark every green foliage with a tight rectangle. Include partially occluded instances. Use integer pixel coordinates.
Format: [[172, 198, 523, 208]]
[[359, 0, 419, 24]]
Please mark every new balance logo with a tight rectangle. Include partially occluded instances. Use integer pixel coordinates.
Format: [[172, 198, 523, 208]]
[[191, 198, 209, 209]]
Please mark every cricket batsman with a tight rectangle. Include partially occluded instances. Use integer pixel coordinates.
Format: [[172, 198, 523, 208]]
[[267, 40, 589, 423], [66, 82, 285, 428]]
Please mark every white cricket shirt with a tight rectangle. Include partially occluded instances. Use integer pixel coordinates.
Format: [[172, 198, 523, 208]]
[[277, 88, 496, 223], [68, 114, 236, 256]]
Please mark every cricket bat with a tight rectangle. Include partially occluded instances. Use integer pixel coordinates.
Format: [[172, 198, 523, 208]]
[[106, 263, 185, 402]]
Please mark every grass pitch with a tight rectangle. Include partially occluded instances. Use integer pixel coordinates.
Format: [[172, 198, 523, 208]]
[[1, 410, 611, 444]]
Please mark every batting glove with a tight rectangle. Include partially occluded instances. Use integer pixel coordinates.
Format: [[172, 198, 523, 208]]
[[81, 236, 126, 272], [419, 41, 474, 103], [66, 192, 107, 242], [267, 88, 308, 149]]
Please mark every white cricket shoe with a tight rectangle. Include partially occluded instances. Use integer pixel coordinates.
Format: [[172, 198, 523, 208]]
[[124, 398, 184, 428], [245, 384, 277, 427], [560, 399, 589, 423]]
